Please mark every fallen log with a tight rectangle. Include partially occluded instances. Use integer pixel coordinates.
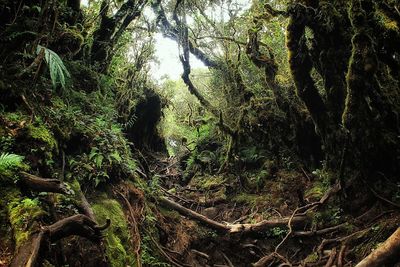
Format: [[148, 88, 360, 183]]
[[159, 197, 307, 234], [355, 227, 400, 267], [19, 171, 69, 194], [160, 196, 229, 232], [10, 214, 110, 267]]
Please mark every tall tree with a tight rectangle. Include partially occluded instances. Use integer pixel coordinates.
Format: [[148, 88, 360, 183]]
[[91, 0, 148, 72]]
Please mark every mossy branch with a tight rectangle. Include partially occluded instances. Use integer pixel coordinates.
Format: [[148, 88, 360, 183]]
[[10, 214, 110, 267], [19, 172, 69, 194]]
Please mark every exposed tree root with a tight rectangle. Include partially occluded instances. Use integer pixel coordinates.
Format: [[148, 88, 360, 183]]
[[77, 188, 96, 220], [337, 245, 346, 267], [355, 227, 400, 267], [147, 231, 187, 267], [114, 183, 145, 267], [159, 197, 307, 234], [253, 252, 291, 267], [292, 222, 348, 237], [274, 181, 342, 252], [162, 187, 227, 208], [10, 214, 110, 267], [19, 171, 69, 194], [324, 247, 337, 267]]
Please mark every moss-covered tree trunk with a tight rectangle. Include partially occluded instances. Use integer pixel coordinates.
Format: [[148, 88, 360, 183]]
[[90, 0, 147, 73], [285, 0, 399, 178]]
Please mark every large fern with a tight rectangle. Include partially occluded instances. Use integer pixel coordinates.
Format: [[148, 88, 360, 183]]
[[0, 152, 24, 173], [37, 45, 70, 90]]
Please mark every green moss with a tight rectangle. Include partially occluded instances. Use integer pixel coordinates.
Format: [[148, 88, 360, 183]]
[[231, 192, 270, 207], [159, 207, 181, 220], [27, 121, 58, 151], [304, 252, 318, 263], [376, 11, 398, 30], [67, 178, 82, 196], [7, 196, 47, 248], [92, 197, 135, 267], [192, 175, 226, 190], [3, 112, 29, 123], [305, 181, 326, 200], [305, 168, 331, 200], [0, 187, 20, 249]]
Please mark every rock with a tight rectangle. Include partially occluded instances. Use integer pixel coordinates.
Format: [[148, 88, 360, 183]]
[[202, 207, 218, 219]]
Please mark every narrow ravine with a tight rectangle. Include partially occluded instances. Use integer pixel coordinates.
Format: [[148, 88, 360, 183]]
[[1, 0, 400, 266]]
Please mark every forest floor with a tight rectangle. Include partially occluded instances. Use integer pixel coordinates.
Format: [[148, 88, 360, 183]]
[[141, 152, 400, 267]]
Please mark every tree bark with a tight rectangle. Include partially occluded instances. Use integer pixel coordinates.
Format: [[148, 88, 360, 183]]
[[91, 0, 147, 72], [355, 227, 400, 267], [19, 171, 69, 194], [286, 12, 330, 140]]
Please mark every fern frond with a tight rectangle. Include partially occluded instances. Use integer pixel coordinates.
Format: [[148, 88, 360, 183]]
[[37, 45, 71, 90], [0, 152, 24, 171]]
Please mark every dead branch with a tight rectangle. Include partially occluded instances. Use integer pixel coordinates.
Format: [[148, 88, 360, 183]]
[[160, 196, 229, 232], [17, 47, 45, 78], [293, 222, 349, 237], [368, 185, 400, 209], [159, 197, 307, 234], [324, 247, 337, 267], [274, 182, 342, 252], [221, 252, 234, 267], [19, 171, 69, 194], [355, 227, 400, 267], [191, 249, 210, 260], [337, 245, 346, 267], [253, 252, 292, 267], [162, 180, 341, 236], [162, 187, 226, 208], [147, 231, 186, 267], [226, 216, 307, 234], [10, 214, 110, 267], [318, 227, 371, 258]]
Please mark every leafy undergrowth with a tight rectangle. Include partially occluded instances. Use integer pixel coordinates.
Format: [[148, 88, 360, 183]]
[[0, 59, 169, 266]]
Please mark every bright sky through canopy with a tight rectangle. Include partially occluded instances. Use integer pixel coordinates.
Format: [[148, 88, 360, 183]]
[[151, 33, 207, 80], [81, 0, 250, 81]]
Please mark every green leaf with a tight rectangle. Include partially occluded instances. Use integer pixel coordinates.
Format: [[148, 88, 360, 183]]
[[36, 45, 70, 90], [110, 151, 122, 163], [0, 153, 24, 173], [89, 148, 99, 160], [95, 155, 104, 168]]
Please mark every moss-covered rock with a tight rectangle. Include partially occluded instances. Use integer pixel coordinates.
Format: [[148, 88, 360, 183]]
[[92, 196, 135, 266], [0, 186, 19, 256], [27, 120, 58, 152], [7, 195, 47, 248]]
